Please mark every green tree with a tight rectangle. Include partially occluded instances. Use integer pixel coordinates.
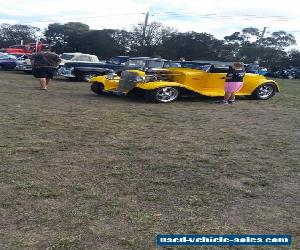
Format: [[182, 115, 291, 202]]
[[130, 22, 176, 56], [224, 27, 296, 68], [0, 23, 40, 47], [288, 50, 300, 67], [158, 32, 222, 60], [238, 45, 289, 69], [110, 30, 134, 55], [224, 28, 260, 45], [261, 31, 296, 49], [44, 22, 89, 53], [77, 29, 123, 59], [44, 23, 66, 52]]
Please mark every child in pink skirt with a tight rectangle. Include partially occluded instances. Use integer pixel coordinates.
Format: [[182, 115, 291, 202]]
[[220, 62, 245, 104]]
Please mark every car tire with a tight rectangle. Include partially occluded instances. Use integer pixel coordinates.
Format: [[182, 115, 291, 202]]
[[1, 65, 8, 70], [250, 83, 276, 100], [145, 87, 179, 103], [91, 83, 104, 95]]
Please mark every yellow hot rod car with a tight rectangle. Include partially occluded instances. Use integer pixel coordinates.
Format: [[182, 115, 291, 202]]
[[89, 64, 279, 103]]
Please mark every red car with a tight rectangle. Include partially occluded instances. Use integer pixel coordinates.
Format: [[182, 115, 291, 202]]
[[3, 43, 49, 55]]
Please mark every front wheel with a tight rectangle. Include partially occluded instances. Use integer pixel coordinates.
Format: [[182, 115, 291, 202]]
[[250, 83, 276, 100], [91, 83, 104, 95], [145, 87, 179, 103]]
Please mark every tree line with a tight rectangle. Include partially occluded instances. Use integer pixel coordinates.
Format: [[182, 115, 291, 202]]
[[1, 22, 300, 70]]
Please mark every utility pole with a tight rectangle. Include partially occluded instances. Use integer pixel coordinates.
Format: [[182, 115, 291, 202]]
[[35, 38, 39, 52], [142, 12, 149, 47], [255, 27, 268, 65], [258, 27, 268, 45]]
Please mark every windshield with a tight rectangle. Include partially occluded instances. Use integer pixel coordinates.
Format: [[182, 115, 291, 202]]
[[147, 60, 165, 68], [0, 53, 16, 60], [199, 65, 211, 72], [165, 62, 181, 68], [110, 58, 122, 64], [61, 54, 75, 60], [126, 59, 146, 68], [108, 56, 128, 65]]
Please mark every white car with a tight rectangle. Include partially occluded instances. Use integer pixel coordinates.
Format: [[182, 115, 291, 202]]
[[60, 53, 99, 65], [15, 55, 30, 71]]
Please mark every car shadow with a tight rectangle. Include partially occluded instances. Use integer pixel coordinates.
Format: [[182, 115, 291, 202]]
[[98, 94, 249, 104], [69, 91, 250, 104]]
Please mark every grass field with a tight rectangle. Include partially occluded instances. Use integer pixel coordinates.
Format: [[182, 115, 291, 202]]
[[0, 70, 299, 250]]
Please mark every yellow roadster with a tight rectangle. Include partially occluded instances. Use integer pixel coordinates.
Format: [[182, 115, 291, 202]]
[[89, 64, 279, 103]]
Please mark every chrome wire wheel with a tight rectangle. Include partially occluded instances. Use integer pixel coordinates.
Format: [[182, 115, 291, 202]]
[[155, 87, 179, 103], [257, 84, 275, 99]]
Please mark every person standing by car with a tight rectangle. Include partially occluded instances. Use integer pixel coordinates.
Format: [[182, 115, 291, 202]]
[[30, 50, 61, 90], [219, 62, 245, 104]]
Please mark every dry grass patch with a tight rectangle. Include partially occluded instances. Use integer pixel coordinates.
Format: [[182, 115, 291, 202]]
[[0, 71, 299, 249]]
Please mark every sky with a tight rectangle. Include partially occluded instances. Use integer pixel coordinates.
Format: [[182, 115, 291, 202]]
[[0, 0, 300, 49]]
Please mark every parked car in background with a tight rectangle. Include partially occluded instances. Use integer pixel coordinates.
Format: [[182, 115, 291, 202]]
[[257, 67, 268, 76], [266, 67, 300, 79], [0, 53, 17, 70], [285, 67, 300, 79], [244, 63, 268, 75], [2, 43, 49, 55], [60, 56, 175, 82], [59, 56, 130, 81], [21, 57, 34, 73], [15, 55, 30, 70], [124, 57, 171, 71], [60, 53, 99, 65], [21, 52, 99, 74], [90, 64, 279, 103]]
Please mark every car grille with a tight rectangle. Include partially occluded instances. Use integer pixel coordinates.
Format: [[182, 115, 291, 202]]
[[117, 71, 140, 93]]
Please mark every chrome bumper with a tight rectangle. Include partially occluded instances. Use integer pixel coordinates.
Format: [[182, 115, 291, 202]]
[[59, 67, 75, 77]]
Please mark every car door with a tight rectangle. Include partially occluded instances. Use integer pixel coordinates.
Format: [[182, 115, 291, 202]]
[[204, 66, 229, 95]]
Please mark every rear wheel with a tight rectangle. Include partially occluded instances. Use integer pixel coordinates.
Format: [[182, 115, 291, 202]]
[[145, 87, 179, 103], [91, 83, 104, 95], [0, 65, 9, 70], [250, 83, 276, 100]]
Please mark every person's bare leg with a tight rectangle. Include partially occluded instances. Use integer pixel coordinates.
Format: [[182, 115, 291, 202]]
[[229, 93, 236, 101], [39, 78, 47, 89], [224, 92, 232, 101], [45, 78, 51, 87]]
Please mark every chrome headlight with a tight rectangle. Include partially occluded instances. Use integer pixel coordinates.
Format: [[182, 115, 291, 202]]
[[106, 73, 117, 80], [132, 75, 157, 84], [144, 75, 157, 82], [135, 75, 145, 82]]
